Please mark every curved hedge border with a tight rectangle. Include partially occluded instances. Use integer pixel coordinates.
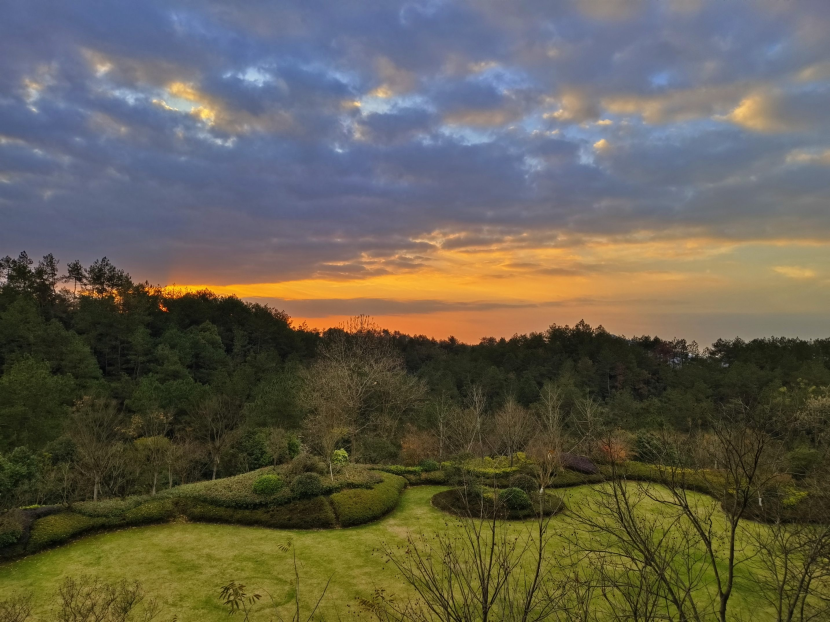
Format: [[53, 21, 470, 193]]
[[0, 470, 407, 561], [330, 472, 407, 526], [432, 488, 565, 521]]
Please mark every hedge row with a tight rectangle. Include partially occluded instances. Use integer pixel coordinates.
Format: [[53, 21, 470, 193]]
[[177, 497, 336, 530], [432, 488, 566, 521], [165, 465, 382, 509], [330, 473, 407, 527], [0, 468, 408, 559]]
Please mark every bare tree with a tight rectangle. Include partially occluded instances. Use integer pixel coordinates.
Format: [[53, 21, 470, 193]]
[[67, 398, 124, 501], [56, 576, 164, 622], [265, 427, 290, 467], [431, 392, 453, 460], [493, 397, 537, 467], [189, 395, 243, 480], [0, 593, 31, 622], [372, 495, 587, 622], [300, 316, 424, 465]]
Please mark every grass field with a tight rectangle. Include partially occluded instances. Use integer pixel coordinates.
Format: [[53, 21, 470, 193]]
[[0, 485, 778, 621]]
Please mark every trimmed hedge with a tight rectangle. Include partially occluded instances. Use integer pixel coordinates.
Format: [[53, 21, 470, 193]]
[[500, 487, 532, 511], [330, 473, 407, 527], [176, 496, 336, 530], [73, 496, 152, 518], [27, 512, 107, 552], [432, 488, 565, 521]]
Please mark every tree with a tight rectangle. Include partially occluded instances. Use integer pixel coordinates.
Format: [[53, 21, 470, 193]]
[[493, 397, 536, 467], [67, 398, 124, 501], [371, 491, 588, 622], [129, 411, 172, 495], [300, 316, 423, 465], [189, 395, 243, 480]]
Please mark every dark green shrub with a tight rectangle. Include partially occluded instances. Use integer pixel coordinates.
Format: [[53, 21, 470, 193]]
[[433, 488, 564, 520], [291, 472, 323, 498], [788, 447, 821, 480], [499, 487, 532, 511], [330, 473, 406, 527], [419, 459, 439, 472], [509, 474, 538, 493], [237, 429, 271, 471], [0, 511, 23, 548], [252, 474, 284, 496], [27, 513, 105, 551]]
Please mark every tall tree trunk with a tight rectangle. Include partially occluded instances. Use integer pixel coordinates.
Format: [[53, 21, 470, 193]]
[[212, 458, 218, 480], [93, 476, 100, 502], [152, 470, 158, 496]]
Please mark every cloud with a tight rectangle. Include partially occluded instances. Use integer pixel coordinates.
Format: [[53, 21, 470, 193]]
[[773, 266, 817, 280], [1, 0, 830, 294]]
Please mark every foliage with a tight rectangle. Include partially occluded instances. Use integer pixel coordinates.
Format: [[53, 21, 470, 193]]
[[419, 459, 439, 472], [0, 511, 23, 548], [332, 448, 349, 466], [291, 473, 323, 499], [329, 473, 407, 527], [431, 488, 564, 520], [508, 474, 538, 493], [787, 446, 821, 480], [285, 453, 325, 478], [251, 474, 283, 496], [498, 487, 532, 511]]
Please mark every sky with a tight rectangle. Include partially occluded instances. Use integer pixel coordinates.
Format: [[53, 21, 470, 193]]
[[2, 0, 830, 346]]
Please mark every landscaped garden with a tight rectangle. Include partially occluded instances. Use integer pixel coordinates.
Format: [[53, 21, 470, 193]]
[[0, 482, 785, 622]]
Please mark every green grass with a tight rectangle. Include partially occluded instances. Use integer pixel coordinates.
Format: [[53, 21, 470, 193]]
[[0, 485, 781, 621]]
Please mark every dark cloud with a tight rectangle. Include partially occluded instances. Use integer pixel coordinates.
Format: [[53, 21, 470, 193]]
[[1, 0, 830, 284]]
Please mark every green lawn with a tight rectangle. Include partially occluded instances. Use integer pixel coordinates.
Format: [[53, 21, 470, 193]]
[[0, 485, 778, 621]]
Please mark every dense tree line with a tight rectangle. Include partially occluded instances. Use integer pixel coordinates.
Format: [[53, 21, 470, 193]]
[[1, 251, 830, 508]]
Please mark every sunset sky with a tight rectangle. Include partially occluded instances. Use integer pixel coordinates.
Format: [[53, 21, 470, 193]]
[[2, 0, 829, 345]]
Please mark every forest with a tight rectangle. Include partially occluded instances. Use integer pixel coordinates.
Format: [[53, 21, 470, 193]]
[[1, 250, 829, 506]]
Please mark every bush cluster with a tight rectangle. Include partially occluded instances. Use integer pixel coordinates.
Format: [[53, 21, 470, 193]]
[[419, 459, 439, 472], [499, 487, 532, 511], [252, 474, 284, 496], [432, 487, 565, 520], [27, 512, 106, 552], [285, 453, 325, 478], [330, 473, 407, 527], [291, 472, 323, 498]]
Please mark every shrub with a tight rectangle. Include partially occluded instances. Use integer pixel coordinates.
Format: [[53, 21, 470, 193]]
[[509, 474, 538, 493], [252, 474, 284, 496], [291, 472, 323, 498], [419, 459, 439, 472], [330, 473, 407, 527], [499, 487, 532, 511], [421, 470, 447, 484], [332, 449, 349, 466], [0, 511, 23, 548], [376, 465, 421, 475], [432, 488, 564, 520], [285, 453, 325, 477], [27, 512, 105, 551]]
